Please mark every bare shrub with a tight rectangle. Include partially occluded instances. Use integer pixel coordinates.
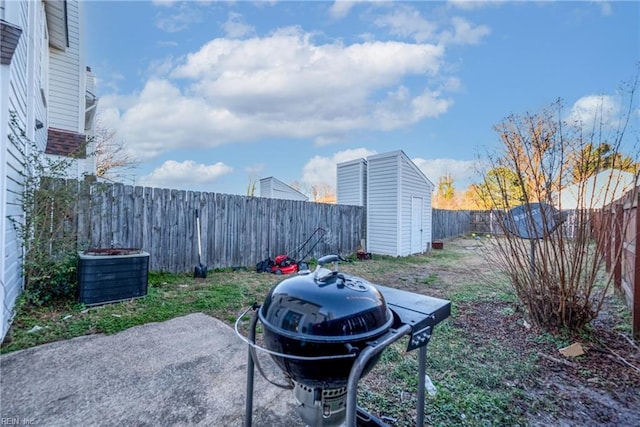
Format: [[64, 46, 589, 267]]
[[481, 77, 639, 331]]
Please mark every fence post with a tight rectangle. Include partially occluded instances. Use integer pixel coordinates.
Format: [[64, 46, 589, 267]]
[[613, 204, 624, 291], [604, 208, 612, 272], [633, 192, 640, 341]]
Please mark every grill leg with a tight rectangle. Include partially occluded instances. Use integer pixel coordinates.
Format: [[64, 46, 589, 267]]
[[417, 345, 427, 426], [345, 325, 412, 426], [244, 310, 259, 427]]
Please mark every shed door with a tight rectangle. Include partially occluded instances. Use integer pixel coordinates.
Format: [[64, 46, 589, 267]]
[[411, 197, 423, 254]]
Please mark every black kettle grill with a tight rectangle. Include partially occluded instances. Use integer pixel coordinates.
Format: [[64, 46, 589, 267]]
[[236, 255, 451, 426]]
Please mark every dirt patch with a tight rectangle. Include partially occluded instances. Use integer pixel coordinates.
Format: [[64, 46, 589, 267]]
[[346, 237, 640, 425], [465, 299, 640, 426]]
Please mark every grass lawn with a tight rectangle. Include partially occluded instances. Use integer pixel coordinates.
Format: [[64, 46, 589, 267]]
[[2, 236, 638, 426]]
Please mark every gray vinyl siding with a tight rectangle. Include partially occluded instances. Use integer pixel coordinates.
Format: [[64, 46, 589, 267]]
[[345, 150, 433, 257], [367, 154, 399, 256], [1, 0, 82, 340], [399, 155, 433, 256], [336, 159, 366, 207], [336, 159, 367, 249], [1, 0, 30, 340], [33, 1, 48, 149], [48, 0, 83, 132], [424, 183, 433, 245]]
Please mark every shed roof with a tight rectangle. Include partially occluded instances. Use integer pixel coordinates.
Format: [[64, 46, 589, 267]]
[[367, 150, 434, 187], [260, 176, 309, 201], [337, 158, 367, 168]]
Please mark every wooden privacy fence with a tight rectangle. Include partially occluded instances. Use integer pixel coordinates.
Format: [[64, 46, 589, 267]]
[[68, 181, 364, 272], [432, 209, 472, 241], [594, 186, 639, 340], [468, 210, 505, 235]]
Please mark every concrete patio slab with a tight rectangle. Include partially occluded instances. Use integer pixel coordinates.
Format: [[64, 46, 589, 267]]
[[0, 313, 301, 426]]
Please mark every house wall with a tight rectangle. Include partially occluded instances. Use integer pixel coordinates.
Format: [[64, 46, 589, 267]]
[[1, 0, 85, 340], [337, 158, 367, 207], [1, 0, 49, 340], [260, 177, 308, 201], [366, 153, 399, 256]]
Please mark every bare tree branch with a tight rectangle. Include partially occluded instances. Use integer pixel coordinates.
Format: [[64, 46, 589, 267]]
[[90, 118, 138, 182]]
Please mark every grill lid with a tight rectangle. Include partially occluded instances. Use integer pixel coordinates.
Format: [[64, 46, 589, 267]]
[[259, 262, 393, 343]]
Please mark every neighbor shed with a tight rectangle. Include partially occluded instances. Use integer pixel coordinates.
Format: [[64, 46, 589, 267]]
[[260, 176, 309, 201]]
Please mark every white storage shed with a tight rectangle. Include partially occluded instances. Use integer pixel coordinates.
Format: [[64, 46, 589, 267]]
[[337, 158, 367, 207], [260, 176, 309, 201], [337, 150, 434, 257]]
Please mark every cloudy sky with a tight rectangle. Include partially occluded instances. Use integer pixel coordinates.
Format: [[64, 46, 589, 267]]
[[85, 0, 639, 196]]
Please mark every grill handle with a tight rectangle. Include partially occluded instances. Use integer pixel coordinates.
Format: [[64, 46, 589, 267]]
[[314, 254, 340, 282], [318, 254, 340, 266]]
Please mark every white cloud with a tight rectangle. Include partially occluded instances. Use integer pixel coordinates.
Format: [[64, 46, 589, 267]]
[[147, 56, 177, 78], [151, 0, 179, 7], [173, 27, 443, 83], [441, 17, 491, 45], [447, 1, 506, 11], [301, 148, 378, 189], [110, 79, 246, 161], [314, 136, 343, 147], [154, 4, 203, 33], [373, 5, 490, 46], [593, 0, 613, 16], [566, 95, 621, 132], [157, 40, 179, 48], [411, 158, 478, 187], [94, 71, 125, 94], [329, 1, 359, 19], [223, 12, 255, 39], [371, 86, 454, 130], [138, 160, 233, 189], [244, 163, 265, 175], [106, 28, 454, 161], [373, 6, 438, 43]]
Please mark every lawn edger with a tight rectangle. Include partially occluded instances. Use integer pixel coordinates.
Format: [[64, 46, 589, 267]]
[[256, 227, 327, 275]]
